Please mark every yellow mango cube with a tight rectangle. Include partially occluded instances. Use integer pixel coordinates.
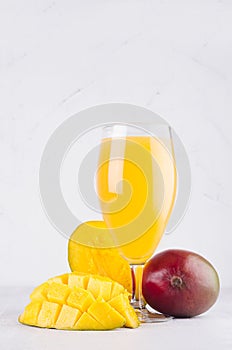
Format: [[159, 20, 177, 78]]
[[109, 293, 139, 328], [37, 301, 61, 328], [88, 301, 125, 329], [30, 283, 49, 302], [68, 273, 89, 289], [47, 282, 70, 304], [89, 276, 112, 301], [110, 281, 125, 299], [48, 273, 68, 285], [66, 288, 95, 312], [19, 301, 41, 326], [55, 305, 82, 329], [87, 276, 112, 300], [74, 312, 105, 330]]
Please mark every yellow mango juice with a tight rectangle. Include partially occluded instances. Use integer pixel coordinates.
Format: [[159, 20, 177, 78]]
[[97, 136, 177, 264]]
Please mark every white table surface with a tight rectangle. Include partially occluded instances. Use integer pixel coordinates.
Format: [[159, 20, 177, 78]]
[[0, 287, 231, 350]]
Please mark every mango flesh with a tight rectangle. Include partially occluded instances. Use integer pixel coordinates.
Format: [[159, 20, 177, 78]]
[[68, 221, 132, 293], [19, 273, 139, 330]]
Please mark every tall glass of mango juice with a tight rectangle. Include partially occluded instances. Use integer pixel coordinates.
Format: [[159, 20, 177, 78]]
[[97, 123, 177, 322]]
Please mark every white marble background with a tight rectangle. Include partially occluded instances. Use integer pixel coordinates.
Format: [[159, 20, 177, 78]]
[[0, 0, 231, 287]]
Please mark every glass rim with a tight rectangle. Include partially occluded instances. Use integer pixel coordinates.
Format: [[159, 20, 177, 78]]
[[102, 121, 170, 129], [102, 123, 172, 138]]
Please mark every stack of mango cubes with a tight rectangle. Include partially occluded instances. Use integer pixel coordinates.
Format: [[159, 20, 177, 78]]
[[19, 272, 139, 330]]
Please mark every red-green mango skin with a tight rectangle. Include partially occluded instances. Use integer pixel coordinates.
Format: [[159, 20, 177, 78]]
[[142, 249, 220, 318]]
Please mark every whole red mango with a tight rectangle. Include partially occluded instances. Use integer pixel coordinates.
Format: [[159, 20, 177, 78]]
[[142, 249, 220, 317]]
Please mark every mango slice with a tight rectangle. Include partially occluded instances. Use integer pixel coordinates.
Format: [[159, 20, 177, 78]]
[[19, 273, 139, 330], [68, 221, 132, 293]]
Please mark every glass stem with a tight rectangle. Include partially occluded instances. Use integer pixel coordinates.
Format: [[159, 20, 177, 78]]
[[130, 264, 146, 310]]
